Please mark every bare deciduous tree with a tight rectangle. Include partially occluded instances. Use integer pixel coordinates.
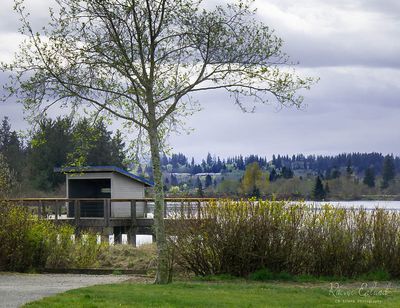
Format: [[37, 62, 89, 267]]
[[1, 0, 315, 283]]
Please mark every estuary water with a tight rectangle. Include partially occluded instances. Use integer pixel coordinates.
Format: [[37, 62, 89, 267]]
[[303, 200, 400, 210]]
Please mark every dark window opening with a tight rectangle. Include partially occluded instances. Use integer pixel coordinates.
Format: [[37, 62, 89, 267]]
[[68, 178, 111, 217]]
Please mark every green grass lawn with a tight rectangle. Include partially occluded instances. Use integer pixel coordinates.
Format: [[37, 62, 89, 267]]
[[25, 280, 400, 307]]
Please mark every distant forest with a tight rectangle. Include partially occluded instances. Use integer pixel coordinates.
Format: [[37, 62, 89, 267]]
[[1, 116, 399, 200], [159, 152, 400, 177]]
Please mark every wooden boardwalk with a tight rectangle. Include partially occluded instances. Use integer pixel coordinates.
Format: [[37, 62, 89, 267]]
[[2, 198, 214, 236]]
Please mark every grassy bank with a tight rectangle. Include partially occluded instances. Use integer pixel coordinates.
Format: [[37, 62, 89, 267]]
[[24, 280, 400, 307]]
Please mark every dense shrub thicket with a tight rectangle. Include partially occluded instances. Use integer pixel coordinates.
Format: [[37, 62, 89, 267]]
[[168, 200, 400, 278], [0, 202, 103, 271]]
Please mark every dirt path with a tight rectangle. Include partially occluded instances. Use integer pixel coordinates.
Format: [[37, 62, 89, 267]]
[[0, 273, 136, 307]]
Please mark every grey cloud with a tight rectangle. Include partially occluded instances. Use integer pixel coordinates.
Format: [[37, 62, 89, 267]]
[[0, 0, 55, 34], [0, 0, 399, 160], [169, 65, 400, 160], [255, 0, 400, 69], [264, 0, 400, 17]]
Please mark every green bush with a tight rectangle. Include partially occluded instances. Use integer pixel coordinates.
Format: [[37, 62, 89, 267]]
[[45, 225, 76, 268], [73, 233, 104, 268], [0, 202, 103, 271], [0, 202, 57, 271], [168, 199, 400, 279]]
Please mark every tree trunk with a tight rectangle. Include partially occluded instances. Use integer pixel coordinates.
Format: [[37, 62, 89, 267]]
[[148, 123, 170, 284]]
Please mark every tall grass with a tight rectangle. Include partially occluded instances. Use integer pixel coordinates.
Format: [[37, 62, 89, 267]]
[[168, 199, 400, 278]]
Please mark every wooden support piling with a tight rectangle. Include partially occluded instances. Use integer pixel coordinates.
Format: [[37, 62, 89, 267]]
[[104, 199, 110, 227], [54, 200, 59, 224], [130, 200, 137, 225], [74, 200, 80, 226], [197, 201, 201, 219], [164, 200, 167, 218], [180, 201, 184, 219]]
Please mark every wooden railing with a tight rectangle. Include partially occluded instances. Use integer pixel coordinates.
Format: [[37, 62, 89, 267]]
[[1, 198, 216, 227]]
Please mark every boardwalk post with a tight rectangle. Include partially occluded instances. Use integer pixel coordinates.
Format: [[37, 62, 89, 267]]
[[129, 200, 137, 247], [104, 199, 110, 227], [164, 200, 167, 218], [180, 201, 184, 219], [197, 200, 201, 219], [74, 200, 80, 226], [130, 200, 137, 224], [144, 200, 148, 218], [54, 200, 59, 224]]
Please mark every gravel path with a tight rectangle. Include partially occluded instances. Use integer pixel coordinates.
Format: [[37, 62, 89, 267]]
[[0, 273, 132, 308]]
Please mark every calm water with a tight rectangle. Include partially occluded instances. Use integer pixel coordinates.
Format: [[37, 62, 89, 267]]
[[304, 200, 400, 210]]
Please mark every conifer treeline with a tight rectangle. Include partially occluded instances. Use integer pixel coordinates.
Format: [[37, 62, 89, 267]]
[[1, 115, 400, 197], [0, 117, 126, 193], [160, 152, 400, 176]]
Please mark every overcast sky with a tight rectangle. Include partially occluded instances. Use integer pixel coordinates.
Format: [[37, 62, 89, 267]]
[[1, 0, 399, 161]]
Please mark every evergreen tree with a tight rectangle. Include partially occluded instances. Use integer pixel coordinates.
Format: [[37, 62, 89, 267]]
[[331, 168, 341, 179], [161, 154, 169, 167], [206, 153, 213, 169], [0, 117, 25, 178], [269, 168, 278, 182], [164, 177, 170, 187], [363, 167, 375, 188], [346, 160, 353, 176], [196, 177, 204, 198], [170, 174, 178, 186], [282, 166, 294, 179], [272, 154, 277, 166], [382, 155, 396, 188], [236, 155, 245, 170], [205, 174, 212, 188], [110, 130, 126, 167], [312, 176, 326, 201], [324, 182, 330, 195], [27, 117, 73, 191], [325, 168, 332, 180], [192, 164, 202, 175]]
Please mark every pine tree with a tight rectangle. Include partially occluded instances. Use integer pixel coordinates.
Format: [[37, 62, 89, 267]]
[[324, 182, 330, 195], [27, 117, 73, 191], [269, 168, 278, 182], [382, 155, 396, 189], [205, 174, 212, 188], [0, 117, 24, 178], [346, 160, 353, 176], [331, 168, 341, 179], [282, 166, 294, 179], [110, 130, 126, 168], [170, 174, 178, 186], [312, 176, 326, 200], [196, 177, 204, 198], [363, 167, 375, 188]]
